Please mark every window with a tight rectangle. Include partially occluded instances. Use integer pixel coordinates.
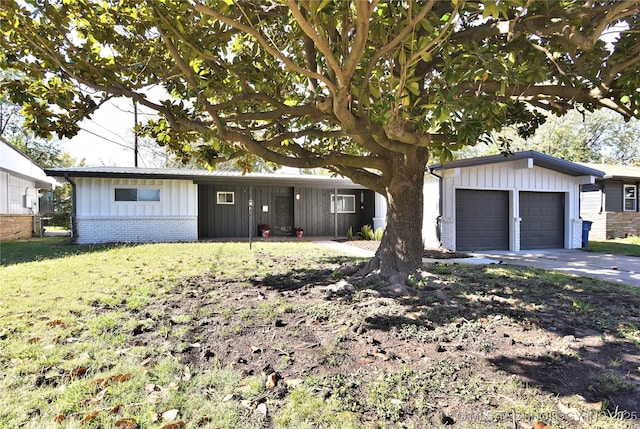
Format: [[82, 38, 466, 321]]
[[331, 194, 356, 213], [624, 185, 637, 212], [217, 191, 235, 205], [115, 188, 160, 202]]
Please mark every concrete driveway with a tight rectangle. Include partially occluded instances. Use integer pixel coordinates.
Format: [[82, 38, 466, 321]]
[[318, 241, 640, 288], [452, 249, 640, 288]]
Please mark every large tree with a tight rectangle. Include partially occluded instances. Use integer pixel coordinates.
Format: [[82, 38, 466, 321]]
[[1, 1, 639, 281]]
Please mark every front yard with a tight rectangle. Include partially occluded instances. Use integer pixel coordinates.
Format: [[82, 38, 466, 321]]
[[0, 239, 639, 428]]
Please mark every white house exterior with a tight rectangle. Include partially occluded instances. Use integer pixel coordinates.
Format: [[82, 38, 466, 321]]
[[70, 176, 198, 244], [45, 167, 380, 244], [0, 137, 56, 241], [424, 151, 604, 252]]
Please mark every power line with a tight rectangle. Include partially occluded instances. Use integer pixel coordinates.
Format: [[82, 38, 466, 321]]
[[87, 118, 130, 142], [78, 126, 133, 151]]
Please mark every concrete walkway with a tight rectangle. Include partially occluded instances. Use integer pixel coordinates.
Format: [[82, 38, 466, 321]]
[[318, 241, 640, 288]]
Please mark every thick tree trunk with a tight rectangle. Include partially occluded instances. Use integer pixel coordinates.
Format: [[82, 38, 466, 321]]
[[373, 151, 428, 279]]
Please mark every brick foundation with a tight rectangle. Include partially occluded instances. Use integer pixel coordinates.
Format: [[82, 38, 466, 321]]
[[74, 216, 198, 244], [582, 212, 640, 240], [0, 214, 42, 241], [605, 212, 640, 239]]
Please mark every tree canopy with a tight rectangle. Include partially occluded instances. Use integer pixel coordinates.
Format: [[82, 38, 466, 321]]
[[1, 0, 639, 280]]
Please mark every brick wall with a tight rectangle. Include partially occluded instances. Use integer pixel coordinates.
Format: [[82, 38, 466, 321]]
[[605, 212, 640, 239], [439, 217, 455, 250], [75, 216, 198, 244], [571, 219, 584, 248], [0, 214, 41, 241], [582, 212, 640, 241]]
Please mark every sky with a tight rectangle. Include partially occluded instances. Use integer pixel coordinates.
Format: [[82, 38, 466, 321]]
[[60, 96, 155, 167]]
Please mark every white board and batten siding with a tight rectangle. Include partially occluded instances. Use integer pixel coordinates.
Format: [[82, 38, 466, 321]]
[[74, 177, 198, 244], [426, 159, 592, 251]]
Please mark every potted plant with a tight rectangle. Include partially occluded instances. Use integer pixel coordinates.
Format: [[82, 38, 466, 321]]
[[258, 224, 270, 238], [295, 227, 304, 238]]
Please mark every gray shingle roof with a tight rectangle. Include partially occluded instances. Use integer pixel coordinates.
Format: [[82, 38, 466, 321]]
[[44, 166, 368, 189], [578, 163, 640, 181], [429, 150, 605, 177]]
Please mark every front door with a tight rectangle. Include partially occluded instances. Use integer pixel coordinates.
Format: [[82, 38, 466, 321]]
[[274, 194, 293, 236]]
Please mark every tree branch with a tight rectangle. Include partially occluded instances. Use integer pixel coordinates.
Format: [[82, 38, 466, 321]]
[[362, 1, 436, 93], [284, 0, 345, 87], [193, 3, 335, 92], [342, 0, 375, 81]]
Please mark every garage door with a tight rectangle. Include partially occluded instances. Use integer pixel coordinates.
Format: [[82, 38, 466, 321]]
[[456, 190, 509, 251], [520, 192, 564, 249]]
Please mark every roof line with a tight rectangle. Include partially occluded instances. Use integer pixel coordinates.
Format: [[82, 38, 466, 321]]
[[429, 150, 605, 177]]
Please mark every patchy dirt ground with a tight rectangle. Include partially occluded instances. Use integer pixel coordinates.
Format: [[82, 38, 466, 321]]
[[123, 253, 640, 428]]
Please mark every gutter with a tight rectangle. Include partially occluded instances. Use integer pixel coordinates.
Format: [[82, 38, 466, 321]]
[[427, 167, 443, 246], [64, 173, 78, 241]]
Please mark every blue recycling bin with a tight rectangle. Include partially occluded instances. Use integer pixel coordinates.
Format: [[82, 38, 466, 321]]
[[582, 220, 593, 248]]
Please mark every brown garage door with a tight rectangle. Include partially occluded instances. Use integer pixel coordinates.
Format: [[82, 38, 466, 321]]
[[456, 189, 509, 251], [520, 192, 564, 249]]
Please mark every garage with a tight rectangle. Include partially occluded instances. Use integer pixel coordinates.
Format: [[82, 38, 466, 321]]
[[425, 151, 604, 251], [519, 192, 565, 249], [455, 189, 509, 251]]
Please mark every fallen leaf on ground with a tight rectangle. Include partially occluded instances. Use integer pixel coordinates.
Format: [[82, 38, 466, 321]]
[[115, 417, 138, 428], [265, 372, 278, 389], [95, 373, 131, 387], [80, 411, 99, 425], [162, 409, 179, 422], [67, 367, 88, 378]]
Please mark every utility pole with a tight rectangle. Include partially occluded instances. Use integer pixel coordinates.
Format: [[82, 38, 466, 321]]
[[133, 100, 139, 167]]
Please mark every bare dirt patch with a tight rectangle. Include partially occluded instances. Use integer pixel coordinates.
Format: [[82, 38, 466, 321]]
[[128, 257, 640, 427]]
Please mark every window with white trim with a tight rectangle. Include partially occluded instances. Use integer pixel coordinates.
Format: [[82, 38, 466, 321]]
[[217, 191, 235, 205], [115, 188, 160, 202], [331, 194, 356, 213], [624, 185, 637, 212]]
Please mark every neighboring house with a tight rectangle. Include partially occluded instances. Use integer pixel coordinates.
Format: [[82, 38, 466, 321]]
[[424, 151, 604, 252], [579, 163, 640, 240], [0, 137, 56, 241], [44, 167, 384, 244]]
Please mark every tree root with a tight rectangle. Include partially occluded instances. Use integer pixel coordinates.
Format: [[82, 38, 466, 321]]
[[352, 256, 417, 297]]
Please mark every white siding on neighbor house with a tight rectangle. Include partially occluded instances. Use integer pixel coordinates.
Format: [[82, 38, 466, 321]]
[[0, 172, 40, 215], [580, 189, 602, 214], [74, 177, 198, 244], [431, 160, 592, 251]]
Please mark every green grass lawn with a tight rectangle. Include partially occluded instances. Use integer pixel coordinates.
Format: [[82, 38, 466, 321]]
[[1, 238, 638, 428], [585, 235, 640, 257]]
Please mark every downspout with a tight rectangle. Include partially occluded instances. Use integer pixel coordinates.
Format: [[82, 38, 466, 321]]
[[64, 173, 78, 241], [25, 186, 36, 236], [427, 167, 443, 246]]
